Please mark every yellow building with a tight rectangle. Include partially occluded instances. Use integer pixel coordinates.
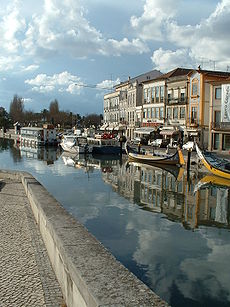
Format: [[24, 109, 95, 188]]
[[187, 68, 230, 148]]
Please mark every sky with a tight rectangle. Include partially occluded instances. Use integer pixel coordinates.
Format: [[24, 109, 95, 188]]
[[0, 0, 230, 115]]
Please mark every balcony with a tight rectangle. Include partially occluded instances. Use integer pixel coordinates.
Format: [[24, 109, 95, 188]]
[[167, 97, 187, 104], [211, 122, 230, 131]]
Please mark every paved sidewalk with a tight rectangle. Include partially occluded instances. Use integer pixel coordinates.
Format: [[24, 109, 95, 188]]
[[0, 176, 64, 307]]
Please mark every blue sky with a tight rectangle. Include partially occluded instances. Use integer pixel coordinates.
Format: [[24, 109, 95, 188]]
[[0, 0, 229, 115]]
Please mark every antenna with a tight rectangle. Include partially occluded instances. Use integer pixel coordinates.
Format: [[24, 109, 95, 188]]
[[75, 83, 113, 90]]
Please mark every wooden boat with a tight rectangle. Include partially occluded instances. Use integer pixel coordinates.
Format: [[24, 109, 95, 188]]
[[195, 143, 230, 180], [125, 142, 185, 166]]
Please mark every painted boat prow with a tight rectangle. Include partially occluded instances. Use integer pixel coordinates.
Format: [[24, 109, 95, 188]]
[[195, 143, 230, 180]]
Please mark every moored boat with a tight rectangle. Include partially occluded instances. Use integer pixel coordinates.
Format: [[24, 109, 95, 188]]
[[60, 135, 92, 154], [195, 143, 230, 180], [87, 137, 121, 155], [125, 142, 185, 166]]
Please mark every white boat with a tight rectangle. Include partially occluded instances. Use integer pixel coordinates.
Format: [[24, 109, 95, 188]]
[[60, 135, 92, 154]]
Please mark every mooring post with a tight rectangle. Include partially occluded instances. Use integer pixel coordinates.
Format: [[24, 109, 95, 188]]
[[187, 149, 191, 181]]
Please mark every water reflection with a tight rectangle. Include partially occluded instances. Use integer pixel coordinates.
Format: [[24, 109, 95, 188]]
[[2, 139, 230, 307], [15, 141, 61, 165]]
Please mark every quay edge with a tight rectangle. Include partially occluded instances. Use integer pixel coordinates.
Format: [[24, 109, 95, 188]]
[[0, 169, 169, 307]]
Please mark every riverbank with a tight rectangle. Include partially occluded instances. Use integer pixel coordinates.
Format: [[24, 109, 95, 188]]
[[0, 170, 169, 307]]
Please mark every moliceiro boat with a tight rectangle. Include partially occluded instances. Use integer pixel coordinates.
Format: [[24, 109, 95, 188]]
[[195, 143, 230, 180], [125, 142, 185, 166]]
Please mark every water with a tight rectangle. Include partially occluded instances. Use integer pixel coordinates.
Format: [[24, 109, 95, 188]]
[[1, 138, 230, 307]]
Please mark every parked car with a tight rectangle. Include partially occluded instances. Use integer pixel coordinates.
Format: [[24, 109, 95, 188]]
[[182, 141, 195, 151]]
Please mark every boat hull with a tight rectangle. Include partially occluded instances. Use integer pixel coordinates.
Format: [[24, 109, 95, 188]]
[[196, 143, 230, 180], [92, 145, 121, 155], [125, 142, 185, 166]]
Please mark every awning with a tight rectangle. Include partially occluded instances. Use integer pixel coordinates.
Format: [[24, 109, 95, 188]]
[[134, 127, 155, 135], [100, 123, 109, 130], [160, 129, 179, 136]]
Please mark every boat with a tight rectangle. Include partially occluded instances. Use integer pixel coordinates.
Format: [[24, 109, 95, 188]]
[[87, 137, 121, 155], [195, 143, 230, 180], [125, 142, 185, 166], [19, 124, 58, 146], [60, 135, 92, 154]]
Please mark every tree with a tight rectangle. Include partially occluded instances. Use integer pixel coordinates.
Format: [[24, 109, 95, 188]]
[[9, 95, 24, 123], [49, 99, 60, 125], [0, 107, 11, 129], [83, 113, 102, 128]]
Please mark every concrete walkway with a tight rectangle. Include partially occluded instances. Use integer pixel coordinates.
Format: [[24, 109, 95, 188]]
[[0, 175, 64, 306]]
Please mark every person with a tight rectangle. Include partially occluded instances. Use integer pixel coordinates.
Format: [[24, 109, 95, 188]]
[[138, 142, 141, 153]]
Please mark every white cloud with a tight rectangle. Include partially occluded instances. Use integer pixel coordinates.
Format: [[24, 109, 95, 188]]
[[163, 0, 230, 70], [96, 78, 120, 90], [21, 0, 147, 58], [22, 98, 33, 103], [0, 55, 22, 71], [21, 64, 39, 72], [25, 71, 83, 94], [0, 1, 26, 53], [151, 48, 194, 71], [130, 0, 181, 41]]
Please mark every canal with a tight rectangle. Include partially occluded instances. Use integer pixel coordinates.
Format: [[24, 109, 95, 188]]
[[1, 138, 230, 307]]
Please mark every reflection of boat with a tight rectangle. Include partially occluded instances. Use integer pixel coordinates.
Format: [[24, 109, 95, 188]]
[[60, 135, 92, 154], [127, 161, 184, 181], [194, 175, 230, 192], [196, 143, 230, 179], [125, 143, 185, 166]]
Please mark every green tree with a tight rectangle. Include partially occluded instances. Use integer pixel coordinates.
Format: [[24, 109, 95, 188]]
[[9, 95, 24, 123], [0, 107, 11, 129]]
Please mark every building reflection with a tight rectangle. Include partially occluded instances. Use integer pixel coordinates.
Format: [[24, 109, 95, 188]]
[[101, 159, 230, 231], [16, 141, 61, 164]]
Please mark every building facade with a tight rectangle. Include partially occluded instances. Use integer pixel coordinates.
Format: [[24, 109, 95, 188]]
[[103, 67, 230, 152]]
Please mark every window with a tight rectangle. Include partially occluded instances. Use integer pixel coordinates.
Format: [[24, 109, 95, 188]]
[[191, 106, 197, 124], [168, 90, 172, 102], [214, 111, 221, 128], [174, 89, 178, 100], [147, 88, 151, 103], [167, 108, 172, 119], [191, 79, 198, 96], [155, 108, 159, 118], [180, 88, 186, 101], [151, 107, 154, 118], [215, 87, 221, 99], [152, 87, 155, 102], [144, 89, 147, 103], [143, 109, 146, 119], [213, 133, 220, 150], [160, 107, 164, 119], [155, 86, 159, 102], [222, 134, 230, 151], [160, 86, 164, 102], [173, 107, 178, 119], [180, 107, 185, 119]]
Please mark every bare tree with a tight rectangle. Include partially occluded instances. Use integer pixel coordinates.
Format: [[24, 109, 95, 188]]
[[9, 95, 24, 123]]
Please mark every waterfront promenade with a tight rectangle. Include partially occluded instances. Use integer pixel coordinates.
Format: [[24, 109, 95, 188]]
[[0, 172, 64, 306]]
